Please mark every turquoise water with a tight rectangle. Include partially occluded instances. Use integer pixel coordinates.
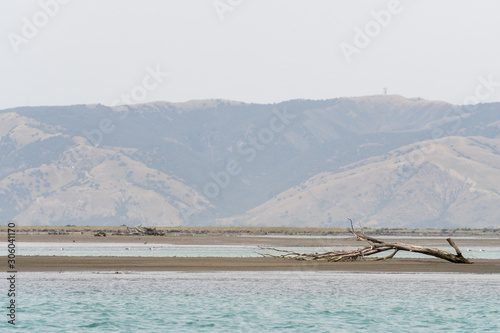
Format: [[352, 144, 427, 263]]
[[2, 271, 500, 332], [16, 242, 500, 259]]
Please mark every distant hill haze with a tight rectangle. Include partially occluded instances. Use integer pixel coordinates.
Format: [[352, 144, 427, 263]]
[[1, 95, 499, 228]]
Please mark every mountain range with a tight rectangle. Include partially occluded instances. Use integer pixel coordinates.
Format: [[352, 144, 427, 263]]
[[1, 95, 499, 228]]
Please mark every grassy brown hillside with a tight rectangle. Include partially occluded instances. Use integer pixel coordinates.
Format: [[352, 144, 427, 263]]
[[219, 136, 500, 228], [1, 96, 499, 227]]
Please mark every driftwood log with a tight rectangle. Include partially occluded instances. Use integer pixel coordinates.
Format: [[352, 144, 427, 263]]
[[122, 224, 165, 236], [261, 220, 472, 264]]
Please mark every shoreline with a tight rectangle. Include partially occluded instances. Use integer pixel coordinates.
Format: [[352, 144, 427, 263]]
[[7, 256, 500, 273], [11, 233, 500, 247]]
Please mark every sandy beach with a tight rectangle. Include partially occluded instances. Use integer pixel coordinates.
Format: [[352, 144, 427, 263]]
[[4, 233, 499, 273], [7, 256, 500, 273]]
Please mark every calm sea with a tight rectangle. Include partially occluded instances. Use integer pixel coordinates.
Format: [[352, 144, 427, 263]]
[[2, 271, 500, 332]]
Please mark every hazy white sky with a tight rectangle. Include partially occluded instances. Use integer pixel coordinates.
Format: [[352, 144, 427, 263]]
[[1, 0, 500, 110]]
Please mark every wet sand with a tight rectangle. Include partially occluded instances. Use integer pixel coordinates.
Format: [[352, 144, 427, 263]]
[[7, 256, 500, 273]]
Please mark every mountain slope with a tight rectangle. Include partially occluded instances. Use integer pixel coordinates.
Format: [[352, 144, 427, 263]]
[[0, 140, 209, 226], [1, 95, 499, 227], [218, 136, 500, 228]]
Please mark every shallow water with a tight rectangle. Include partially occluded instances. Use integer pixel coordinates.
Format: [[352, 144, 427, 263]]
[[16, 241, 500, 259], [2, 271, 499, 332]]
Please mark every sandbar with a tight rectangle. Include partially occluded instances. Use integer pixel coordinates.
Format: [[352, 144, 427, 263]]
[[4, 233, 500, 273], [5, 256, 500, 273]]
